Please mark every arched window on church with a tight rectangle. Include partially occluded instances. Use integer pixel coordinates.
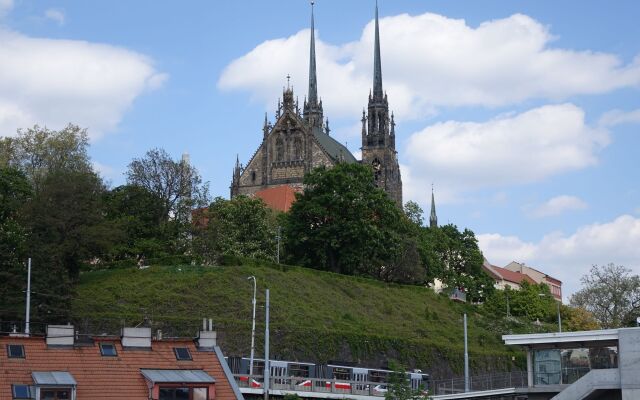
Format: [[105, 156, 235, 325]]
[[276, 137, 284, 162], [293, 137, 303, 160]]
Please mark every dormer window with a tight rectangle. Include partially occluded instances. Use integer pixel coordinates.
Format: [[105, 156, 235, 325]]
[[99, 343, 117, 357], [174, 347, 192, 361], [7, 344, 25, 358]]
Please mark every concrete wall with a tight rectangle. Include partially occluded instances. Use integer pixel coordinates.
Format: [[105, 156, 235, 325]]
[[618, 328, 640, 400]]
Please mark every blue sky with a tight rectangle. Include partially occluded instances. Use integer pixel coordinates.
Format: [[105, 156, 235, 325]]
[[1, 0, 639, 298]]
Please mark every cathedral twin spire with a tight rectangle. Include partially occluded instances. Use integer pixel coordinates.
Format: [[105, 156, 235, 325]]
[[373, 1, 384, 100], [303, 1, 323, 129]]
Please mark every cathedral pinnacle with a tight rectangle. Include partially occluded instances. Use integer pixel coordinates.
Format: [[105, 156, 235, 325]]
[[373, 0, 383, 100]]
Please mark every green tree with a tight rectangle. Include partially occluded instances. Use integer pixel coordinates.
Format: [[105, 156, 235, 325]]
[[27, 171, 118, 281], [484, 282, 557, 321], [102, 185, 169, 260], [5, 124, 92, 191], [385, 363, 425, 400], [404, 201, 424, 227], [564, 306, 600, 332], [0, 168, 32, 320], [570, 264, 640, 328], [194, 196, 277, 264], [283, 163, 418, 282], [126, 148, 209, 223], [420, 224, 493, 302]]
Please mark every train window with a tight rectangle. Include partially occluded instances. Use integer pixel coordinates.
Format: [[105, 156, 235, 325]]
[[289, 364, 310, 377], [333, 367, 350, 381], [369, 370, 388, 383]]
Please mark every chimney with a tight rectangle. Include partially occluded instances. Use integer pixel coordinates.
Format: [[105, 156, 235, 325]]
[[121, 327, 152, 348], [197, 317, 217, 349], [46, 325, 75, 346]]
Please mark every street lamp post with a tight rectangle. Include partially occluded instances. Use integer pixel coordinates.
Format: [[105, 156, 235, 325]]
[[247, 276, 257, 378], [539, 293, 561, 333]]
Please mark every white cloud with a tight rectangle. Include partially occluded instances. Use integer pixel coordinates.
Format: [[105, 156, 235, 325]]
[[526, 195, 588, 218], [44, 9, 65, 26], [599, 108, 640, 127], [0, 0, 13, 18], [478, 215, 640, 298], [0, 28, 167, 139], [219, 12, 640, 118], [404, 104, 608, 204]]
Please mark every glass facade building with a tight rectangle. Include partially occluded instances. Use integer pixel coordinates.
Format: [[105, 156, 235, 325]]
[[533, 346, 618, 385]]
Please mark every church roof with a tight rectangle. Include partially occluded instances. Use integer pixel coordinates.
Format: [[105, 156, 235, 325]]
[[312, 126, 357, 163], [254, 185, 301, 212]]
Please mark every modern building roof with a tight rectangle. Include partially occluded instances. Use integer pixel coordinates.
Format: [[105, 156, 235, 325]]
[[254, 184, 301, 212], [503, 328, 622, 348], [0, 336, 241, 400]]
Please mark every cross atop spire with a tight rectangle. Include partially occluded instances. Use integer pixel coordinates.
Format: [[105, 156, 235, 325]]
[[430, 184, 438, 228], [308, 0, 318, 106], [372, 0, 383, 100]]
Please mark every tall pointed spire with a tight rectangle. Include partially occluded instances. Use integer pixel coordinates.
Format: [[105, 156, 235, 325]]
[[303, 1, 323, 128], [308, 1, 318, 106], [430, 184, 438, 228], [372, 0, 383, 100]]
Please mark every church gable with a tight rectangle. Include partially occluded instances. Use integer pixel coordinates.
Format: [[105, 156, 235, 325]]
[[268, 108, 308, 164]]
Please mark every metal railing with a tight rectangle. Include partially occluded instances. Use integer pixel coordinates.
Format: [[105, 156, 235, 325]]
[[432, 371, 527, 395], [234, 375, 390, 397]]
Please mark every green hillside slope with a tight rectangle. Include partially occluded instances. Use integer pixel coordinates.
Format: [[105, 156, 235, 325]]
[[72, 262, 524, 379]]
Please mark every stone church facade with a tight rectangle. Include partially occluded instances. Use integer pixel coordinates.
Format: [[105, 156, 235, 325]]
[[231, 3, 402, 206]]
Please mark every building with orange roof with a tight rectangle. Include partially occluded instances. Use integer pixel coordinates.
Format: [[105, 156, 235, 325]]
[[252, 185, 300, 213], [503, 261, 563, 301], [482, 259, 537, 291], [0, 324, 243, 400]]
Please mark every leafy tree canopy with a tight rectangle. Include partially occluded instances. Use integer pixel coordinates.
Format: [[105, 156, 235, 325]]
[[420, 224, 493, 302], [283, 163, 421, 283], [570, 264, 640, 328], [3, 124, 92, 191], [194, 196, 278, 264], [0, 168, 32, 320], [126, 148, 209, 223], [102, 185, 170, 260], [404, 200, 424, 227]]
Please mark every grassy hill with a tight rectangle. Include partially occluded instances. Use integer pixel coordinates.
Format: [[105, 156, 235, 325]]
[[72, 261, 526, 379]]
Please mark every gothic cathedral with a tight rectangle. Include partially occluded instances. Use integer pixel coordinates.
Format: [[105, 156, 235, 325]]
[[231, 2, 402, 206]]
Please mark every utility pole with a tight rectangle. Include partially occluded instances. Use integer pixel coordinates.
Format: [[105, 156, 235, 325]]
[[464, 313, 469, 392], [248, 276, 257, 379], [25, 258, 32, 335], [264, 289, 270, 400], [557, 301, 562, 333], [276, 227, 281, 264]]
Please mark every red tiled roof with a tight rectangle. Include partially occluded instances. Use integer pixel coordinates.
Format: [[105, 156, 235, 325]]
[[0, 336, 238, 400], [483, 262, 536, 285], [253, 185, 300, 212]]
